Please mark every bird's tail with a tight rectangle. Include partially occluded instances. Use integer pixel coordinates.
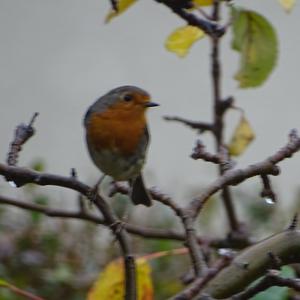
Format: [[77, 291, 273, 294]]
[[130, 174, 152, 207]]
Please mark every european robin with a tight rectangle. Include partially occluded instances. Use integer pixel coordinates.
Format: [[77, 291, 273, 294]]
[[83, 86, 159, 206]]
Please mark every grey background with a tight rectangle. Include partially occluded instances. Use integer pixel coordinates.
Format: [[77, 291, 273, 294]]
[[0, 1, 299, 212]]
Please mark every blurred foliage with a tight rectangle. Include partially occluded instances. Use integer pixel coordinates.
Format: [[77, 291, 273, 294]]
[[1, 156, 299, 299], [0, 207, 100, 300], [0, 185, 187, 300]]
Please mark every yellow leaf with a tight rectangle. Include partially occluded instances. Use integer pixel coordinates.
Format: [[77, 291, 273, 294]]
[[165, 26, 205, 58], [278, 0, 296, 12], [228, 116, 255, 156], [192, 0, 213, 6], [87, 258, 153, 300], [105, 0, 137, 23]]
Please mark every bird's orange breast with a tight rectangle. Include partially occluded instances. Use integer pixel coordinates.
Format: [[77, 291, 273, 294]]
[[86, 103, 147, 156]]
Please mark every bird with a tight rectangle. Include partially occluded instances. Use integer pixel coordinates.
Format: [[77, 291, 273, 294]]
[[83, 85, 159, 206]]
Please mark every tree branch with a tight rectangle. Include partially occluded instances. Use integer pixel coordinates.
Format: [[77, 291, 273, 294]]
[[210, 0, 239, 233], [171, 253, 233, 300], [232, 269, 300, 300], [110, 183, 208, 276], [188, 130, 300, 219], [154, 0, 225, 37], [0, 164, 137, 300], [204, 228, 300, 298], [0, 194, 251, 251], [164, 116, 214, 133], [7, 112, 38, 167]]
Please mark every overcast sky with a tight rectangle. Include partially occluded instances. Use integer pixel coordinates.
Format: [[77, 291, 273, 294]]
[[0, 1, 299, 215]]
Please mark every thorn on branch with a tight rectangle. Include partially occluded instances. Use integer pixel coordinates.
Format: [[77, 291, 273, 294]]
[[7, 112, 39, 167], [70, 168, 77, 178], [288, 214, 298, 231], [164, 116, 214, 133]]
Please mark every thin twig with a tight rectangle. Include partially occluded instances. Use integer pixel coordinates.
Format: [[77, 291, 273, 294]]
[[188, 130, 300, 219], [232, 269, 300, 299], [191, 140, 221, 163], [210, 0, 239, 233], [171, 253, 233, 300], [0, 194, 249, 248], [0, 163, 137, 300], [7, 112, 39, 166], [153, 0, 225, 37], [164, 116, 213, 133], [109, 184, 207, 276], [8, 284, 45, 300], [179, 209, 208, 277]]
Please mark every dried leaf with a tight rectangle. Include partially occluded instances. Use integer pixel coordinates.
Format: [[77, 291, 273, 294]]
[[231, 9, 278, 88], [105, 0, 137, 23], [87, 258, 153, 300], [278, 0, 296, 12], [165, 26, 205, 57], [228, 116, 255, 156]]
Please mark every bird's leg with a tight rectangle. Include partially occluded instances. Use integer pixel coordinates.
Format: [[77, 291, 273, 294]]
[[88, 175, 106, 207]]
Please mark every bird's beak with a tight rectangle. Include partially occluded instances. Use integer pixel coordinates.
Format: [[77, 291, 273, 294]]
[[145, 101, 159, 108]]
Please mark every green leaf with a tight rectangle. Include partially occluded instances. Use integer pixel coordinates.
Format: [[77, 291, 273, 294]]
[[251, 266, 296, 300], [231, 9, 278, 88]]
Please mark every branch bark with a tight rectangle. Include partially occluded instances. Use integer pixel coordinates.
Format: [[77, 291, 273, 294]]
[[188, 130, 300, 219], [204, 229, 300, 298], [232, 269, 300, 299]]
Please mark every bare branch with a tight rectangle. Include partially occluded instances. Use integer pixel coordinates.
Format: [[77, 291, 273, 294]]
[[154, 0, 225, 37], [164, 116, 213, 133], [108, 183, 207, 276], [204, 230, 300, 298], [188, 130, 300, 219], [7, 112, 39, 166], [0, 194, 249, 249], [171, 253, 233, 300], [0, 163, 137, 300], [191, 140, 221, 163], [232, 269, 300, 300]]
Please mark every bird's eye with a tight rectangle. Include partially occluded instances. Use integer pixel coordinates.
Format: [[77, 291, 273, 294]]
[[123, 94, 133, 102]]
